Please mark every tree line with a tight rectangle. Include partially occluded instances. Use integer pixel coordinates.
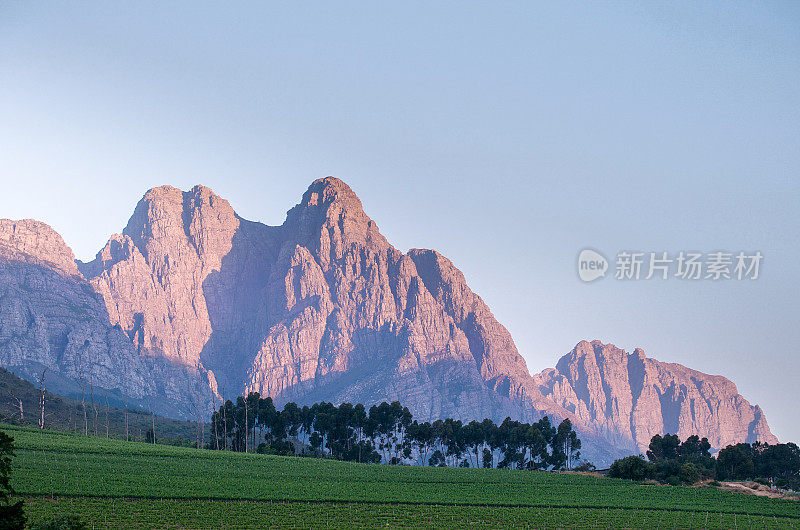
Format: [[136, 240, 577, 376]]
[[716, 441, 800, 490], [208, 392, 583, 469], [609, 433, 800, 490]]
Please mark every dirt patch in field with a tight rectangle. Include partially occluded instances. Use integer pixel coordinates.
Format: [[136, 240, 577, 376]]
[[559, 471, 605, 478], [717, 481, 799, 501]]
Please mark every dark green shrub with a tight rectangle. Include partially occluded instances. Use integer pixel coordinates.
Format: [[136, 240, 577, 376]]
[[679, 463, 701, 484], [608, 456, 655, 481], [0, 431, 25, 530]]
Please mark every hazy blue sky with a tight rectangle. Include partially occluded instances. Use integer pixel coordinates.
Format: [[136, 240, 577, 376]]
[[1, 2, 798, 441]]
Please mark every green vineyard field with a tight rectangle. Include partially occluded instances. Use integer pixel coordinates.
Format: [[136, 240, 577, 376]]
[[8, 425, 800, 528]]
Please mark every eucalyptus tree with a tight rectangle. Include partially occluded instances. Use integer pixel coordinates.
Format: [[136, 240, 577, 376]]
[[207, 393, 582, 472]]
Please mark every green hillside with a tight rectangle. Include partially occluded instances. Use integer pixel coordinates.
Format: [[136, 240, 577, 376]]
[[5, 425, 799, 528], [0, 367, 202, 444]]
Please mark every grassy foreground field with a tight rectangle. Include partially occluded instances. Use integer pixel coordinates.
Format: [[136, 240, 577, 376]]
[[7, 425, 800, 528]]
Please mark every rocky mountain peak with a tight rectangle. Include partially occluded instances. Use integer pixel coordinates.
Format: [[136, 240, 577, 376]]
[[74, 184, 246, 368], [121, 184, 238, 261], [0, 219, 79, 276], [555, 339, 611, 374], [0, 179, 780, 464], [300, 176, 362, 210], [539, 340, 778, 452], [285, 177, 389, 269]]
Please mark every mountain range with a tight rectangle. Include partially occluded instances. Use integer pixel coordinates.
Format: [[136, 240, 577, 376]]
[[0, 177, 777, 463]]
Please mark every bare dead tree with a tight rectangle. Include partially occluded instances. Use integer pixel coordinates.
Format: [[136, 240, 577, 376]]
[[104, 394, 110, 439], [221, 387, 228, 451], [150, 399, 156, 444], [38, 367, 48, 430], [213, 392, 219, 451], [123, 398, 129, 441], [90, 382, 98, 436], [252, 396, 257, 452], [253, 397, 258, 451], [199, 377, 204, 449], [9, 390, 23, 424], [77, 370, 88, 436], [88, 365, 98, 437], [195, 366, 202, 450]]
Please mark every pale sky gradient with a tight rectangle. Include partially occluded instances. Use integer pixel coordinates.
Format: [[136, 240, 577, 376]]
[[1, 3, 798, 441]]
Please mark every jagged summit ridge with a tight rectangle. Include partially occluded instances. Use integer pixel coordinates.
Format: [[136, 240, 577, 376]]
[[0, 219, 79, 275], [0, 178, 780, 461], [0, 218, 200, 417], [534, 340, 777, 452], [297, 177, 363, 211], [71, 179, 549, 426], [285, 176, 389, 269]]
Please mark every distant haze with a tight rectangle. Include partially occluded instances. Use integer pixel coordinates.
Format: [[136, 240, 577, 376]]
[[1, 3, 798, 441]]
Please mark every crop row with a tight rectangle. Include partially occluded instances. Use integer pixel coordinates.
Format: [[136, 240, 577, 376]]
[[20, 497, 799, 529]]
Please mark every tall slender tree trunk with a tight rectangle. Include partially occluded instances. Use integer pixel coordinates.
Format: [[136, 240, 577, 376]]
[[79, 375, 88, 436], [87, 353, 98, 436], [199, 379, 203, 449], [9, 391, 23, 424], [89, 375, 97, 437], [222, 389, 228, 451], [213, 395, 219, 451], [252, 410, 257, 453], [196, 383, 201, 450], [38, 368, 47, 429], [104, 394, 110, 439]]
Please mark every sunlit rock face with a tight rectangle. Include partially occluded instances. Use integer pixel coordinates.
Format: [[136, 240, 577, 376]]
[[0, 179, 778, 462], [532, 340, 778, 453], [0, 219, 183, 415], [77, 178, 544, 425]]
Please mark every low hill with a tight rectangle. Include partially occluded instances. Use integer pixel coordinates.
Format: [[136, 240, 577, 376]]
[[0, 367, 202, 444]]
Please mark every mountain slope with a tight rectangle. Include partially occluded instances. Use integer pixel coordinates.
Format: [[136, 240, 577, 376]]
[[79, 178, 559, 425], [0, 178, 780, 462], [0, 366, 202, 442], [1, 220, 154, 405], [532, 340, 778, 453], [0, 219, 218, 417]]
